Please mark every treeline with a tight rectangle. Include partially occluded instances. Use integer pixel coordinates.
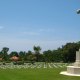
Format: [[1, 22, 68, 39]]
[[0, 41, 80, 63]]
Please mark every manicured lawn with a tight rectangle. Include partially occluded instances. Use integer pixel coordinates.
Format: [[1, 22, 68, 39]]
[[0, 68, 80, 80]]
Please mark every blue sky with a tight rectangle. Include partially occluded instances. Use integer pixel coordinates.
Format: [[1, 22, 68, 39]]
[[0, 0, 80, 52]]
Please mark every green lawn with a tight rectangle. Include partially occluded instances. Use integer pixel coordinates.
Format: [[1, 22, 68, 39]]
[[0, 68, 80, 80]]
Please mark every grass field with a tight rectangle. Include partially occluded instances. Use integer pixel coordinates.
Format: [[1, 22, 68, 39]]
[[0, 63, 80, 80]]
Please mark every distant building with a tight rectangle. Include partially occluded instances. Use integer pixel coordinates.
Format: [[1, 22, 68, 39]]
[[0, 58, 2, 61], [10, 56, 19, 61]]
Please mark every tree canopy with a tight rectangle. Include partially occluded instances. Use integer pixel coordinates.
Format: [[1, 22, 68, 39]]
[[0, 41, 80, 63]]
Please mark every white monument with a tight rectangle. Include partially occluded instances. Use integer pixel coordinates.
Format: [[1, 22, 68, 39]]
[[60, 49, 80, 76]]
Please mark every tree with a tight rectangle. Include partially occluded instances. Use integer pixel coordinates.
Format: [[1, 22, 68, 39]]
[[61, 42, 80, 62], [43, 50, 53, 62], [33, 46, 41, 62], [1, 47, 9, 61], [33, 46, 41, 53], [0, 51, 3, 58], [9, 51, 19, 57], [19, 51, 26, 61], [77, 9, 80, 14], [27, 54, 36, 62], [26, 51, 36, 63], [26, 50, 33, 61], [9, 51, 19, 62], [0, 51, 3, 61]]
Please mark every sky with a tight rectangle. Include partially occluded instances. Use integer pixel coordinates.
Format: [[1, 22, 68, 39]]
[[0, 0, 80, 52]]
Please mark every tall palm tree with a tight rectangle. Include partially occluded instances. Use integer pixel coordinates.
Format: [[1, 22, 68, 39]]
[[33, 46, 41, 62], [33, 46, 41, 53]]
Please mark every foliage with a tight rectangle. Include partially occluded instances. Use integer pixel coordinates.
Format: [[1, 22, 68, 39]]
[[0, 41, 80, 63], [33, 46, 41, 62], [1, 47, 9, 61], [13, 61, 24, 65], [9, 51, 19, 57], [19, 51, 26, 61]]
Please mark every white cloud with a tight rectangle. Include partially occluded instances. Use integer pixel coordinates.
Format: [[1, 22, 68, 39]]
[[39, 28, 54, 32], [0, 26, 4, 29], [22, 28, 54, 36], [23, 31, 40, 36]]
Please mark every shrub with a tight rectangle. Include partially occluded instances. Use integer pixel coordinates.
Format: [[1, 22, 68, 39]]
[[13, 61, 24, 65]]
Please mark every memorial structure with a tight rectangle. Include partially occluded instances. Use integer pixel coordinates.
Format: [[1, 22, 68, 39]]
[[60, 49, 80, 76]]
